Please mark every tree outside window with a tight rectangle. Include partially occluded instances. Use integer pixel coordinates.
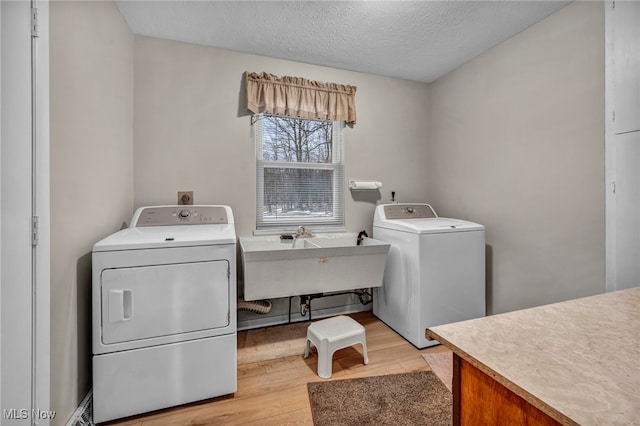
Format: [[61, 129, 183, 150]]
[[256, 114, 344, 230]]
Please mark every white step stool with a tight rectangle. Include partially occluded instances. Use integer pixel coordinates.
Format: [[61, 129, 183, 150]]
[[304, 315, 368, 378]]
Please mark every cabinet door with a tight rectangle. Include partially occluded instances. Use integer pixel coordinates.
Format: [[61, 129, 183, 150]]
[[613, 1, 640, 134], [615, 132, 640, 290]]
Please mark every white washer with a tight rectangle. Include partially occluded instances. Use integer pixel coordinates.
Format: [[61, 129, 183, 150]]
[[373, 203, 485, 348], [92, 205, 237, 423]]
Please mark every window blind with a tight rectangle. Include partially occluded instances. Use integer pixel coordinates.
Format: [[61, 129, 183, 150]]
[[255, 114, 344, 231]]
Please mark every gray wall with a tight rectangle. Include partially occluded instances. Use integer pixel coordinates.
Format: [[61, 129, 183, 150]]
[[50, 2, 133, 424], [426, 1, 605, 314], [133, 36, 431, 237]]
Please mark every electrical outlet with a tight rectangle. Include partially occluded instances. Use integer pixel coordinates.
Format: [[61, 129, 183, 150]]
[[178, 191, 193, 205]]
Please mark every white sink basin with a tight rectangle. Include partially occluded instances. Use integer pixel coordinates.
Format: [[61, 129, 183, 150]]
[[239, 233, 390, 301]]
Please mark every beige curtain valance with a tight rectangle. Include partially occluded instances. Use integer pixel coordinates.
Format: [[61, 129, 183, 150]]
[[245, 72, 357, 125]]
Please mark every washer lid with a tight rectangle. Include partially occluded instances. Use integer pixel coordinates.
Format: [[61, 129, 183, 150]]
[[93, 224, 236, 251], [374, 217, 484, 234], [373, 204, 483, 234]]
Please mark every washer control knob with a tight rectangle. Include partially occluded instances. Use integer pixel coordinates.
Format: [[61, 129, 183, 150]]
[[179, 209, 191, 219]]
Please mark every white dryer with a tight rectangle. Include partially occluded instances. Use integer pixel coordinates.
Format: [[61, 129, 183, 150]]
[[92, 205, 237, 423], [373, 203, 485, 348]]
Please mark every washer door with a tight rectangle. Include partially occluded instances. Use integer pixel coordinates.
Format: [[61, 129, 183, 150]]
[[101, 260, 230, 345]]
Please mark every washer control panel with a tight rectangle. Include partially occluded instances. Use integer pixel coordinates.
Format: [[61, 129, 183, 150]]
[[132, 205, 229, 227], [382, 204, 438, 220]]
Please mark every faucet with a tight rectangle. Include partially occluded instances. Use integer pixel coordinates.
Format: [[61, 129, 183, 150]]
[[357, 230, 369, 246], [296, 226, 312, 238]]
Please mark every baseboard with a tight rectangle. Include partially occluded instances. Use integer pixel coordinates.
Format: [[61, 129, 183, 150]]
[[238, 304, 371, 330], [65, 390, 93, 426]]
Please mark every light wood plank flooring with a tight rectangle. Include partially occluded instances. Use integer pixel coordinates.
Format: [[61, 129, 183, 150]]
[[105, 312, 451, 426]]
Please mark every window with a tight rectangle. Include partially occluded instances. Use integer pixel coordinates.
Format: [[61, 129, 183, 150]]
[[255, 113, 344, 232]]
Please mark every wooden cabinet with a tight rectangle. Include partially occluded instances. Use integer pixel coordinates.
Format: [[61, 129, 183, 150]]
[[453, 356, 563, 426], [427, 288, 640, 426]]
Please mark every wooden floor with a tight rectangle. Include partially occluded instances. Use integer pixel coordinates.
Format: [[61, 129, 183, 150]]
[[105, 312, 451, 426]]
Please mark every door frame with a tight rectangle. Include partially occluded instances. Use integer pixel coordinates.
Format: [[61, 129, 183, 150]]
[[0, 0, 50, 423]]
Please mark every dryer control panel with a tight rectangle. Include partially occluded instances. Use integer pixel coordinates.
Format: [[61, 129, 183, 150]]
[[382, 203, 438, 220], [132, 205, 230, 227]]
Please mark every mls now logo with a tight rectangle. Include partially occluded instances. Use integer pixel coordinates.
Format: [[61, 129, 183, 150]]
[[4, 408, 56, 420], [3, 409, 28, 419]]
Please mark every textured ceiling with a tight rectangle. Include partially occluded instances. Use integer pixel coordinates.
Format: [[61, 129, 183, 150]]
[[115, 0, 570, 83]]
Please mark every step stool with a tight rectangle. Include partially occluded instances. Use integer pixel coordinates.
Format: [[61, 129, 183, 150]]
[[304, 315, 368, 379]]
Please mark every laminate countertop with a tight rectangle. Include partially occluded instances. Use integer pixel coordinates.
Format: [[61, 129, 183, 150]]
[[426, 287, 640, 426]]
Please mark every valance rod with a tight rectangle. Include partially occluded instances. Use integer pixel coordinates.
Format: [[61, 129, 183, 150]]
[[245, 73, 354, 95]]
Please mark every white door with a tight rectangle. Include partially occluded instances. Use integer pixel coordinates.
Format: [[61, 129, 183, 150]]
[[101, 260, 230, 346], [606, 0, 640, 292], [613, 1, 640, 290], [613, 0, 640, 135], [1, 1, 50, 424], [613, 132, 640, 290]]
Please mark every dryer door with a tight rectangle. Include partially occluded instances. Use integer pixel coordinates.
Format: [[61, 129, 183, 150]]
[[100, 260, 230, 345]]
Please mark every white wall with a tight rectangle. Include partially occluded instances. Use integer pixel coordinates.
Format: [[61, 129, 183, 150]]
[[427, 1, 605, 314], [49, 2, 133, 424]]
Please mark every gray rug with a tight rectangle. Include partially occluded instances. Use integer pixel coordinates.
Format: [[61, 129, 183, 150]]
[[307, 371, 452, 425]]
